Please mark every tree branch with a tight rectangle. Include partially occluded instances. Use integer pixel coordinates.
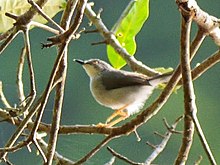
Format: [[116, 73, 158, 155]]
[[84, 3, 159, 76], [74, 136, 114, 165], [175, 13, 194, 165]]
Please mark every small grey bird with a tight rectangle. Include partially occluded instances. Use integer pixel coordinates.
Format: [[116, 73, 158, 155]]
[[74, 59, 172, 127]]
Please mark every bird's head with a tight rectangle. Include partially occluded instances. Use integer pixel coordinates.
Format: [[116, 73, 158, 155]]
[[74, 59, 113, 78]]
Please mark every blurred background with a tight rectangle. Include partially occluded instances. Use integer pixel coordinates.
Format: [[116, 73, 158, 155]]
[[0, 0, 220, 164]]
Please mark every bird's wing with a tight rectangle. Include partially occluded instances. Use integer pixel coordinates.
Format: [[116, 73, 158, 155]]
[[101, 70, 151, 90]]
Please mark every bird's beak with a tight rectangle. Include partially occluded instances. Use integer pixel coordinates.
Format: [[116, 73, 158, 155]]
[[73, 59, 85, 65]]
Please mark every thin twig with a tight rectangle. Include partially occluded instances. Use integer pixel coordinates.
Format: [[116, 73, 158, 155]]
[[163, 117, 183, 134], [16, 47, 26, 107], [107, 146, 143, 165], [74, 136, 114, 165], [30, 21, 61, 34], [60, 0, 87, 40], [146, 142, 156, 149], [0, 29, 20, 54], [0, 0, 50, 55], [19, 0, 49, 21], [104, 157, 116, 165], [32, 138, 47, 162], [0, 138, 31, 153], [38, 138, 75, 165], [194, 155, 203, 165], [0, 82, 12, 108], [24, 29, 36, 100], [28, 0, 64, 33], [60, 0, 79, 29], [192, 111, 217, 164], [191, 50, 220, 81]]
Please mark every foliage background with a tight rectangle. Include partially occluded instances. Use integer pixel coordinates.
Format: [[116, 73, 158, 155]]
[[0, 0, 220, 164]]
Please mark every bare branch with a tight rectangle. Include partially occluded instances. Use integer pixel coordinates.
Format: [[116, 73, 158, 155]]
[[175, 13, 195, 165]]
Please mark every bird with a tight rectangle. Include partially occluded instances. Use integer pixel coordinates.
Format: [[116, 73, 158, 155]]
[[74, 59, 172, 127]]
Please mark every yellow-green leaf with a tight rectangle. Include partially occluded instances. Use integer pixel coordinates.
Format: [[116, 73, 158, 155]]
[[107, 0, 149, 69], [154, 67, 174, 74], [0, 0, 66, 33]]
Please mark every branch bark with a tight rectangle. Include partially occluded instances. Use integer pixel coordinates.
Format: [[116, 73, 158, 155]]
[[175, 14, 195, 165]]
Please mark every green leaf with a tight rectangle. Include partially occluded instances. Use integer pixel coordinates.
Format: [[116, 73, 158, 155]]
[[0, 0, 66, 33], [107, 0, 150, 69]]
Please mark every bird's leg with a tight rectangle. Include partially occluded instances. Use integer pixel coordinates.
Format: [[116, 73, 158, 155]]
[[96, 104, 128, 127], [105, 115, 129, 127], [106, 104, 129, 124], [96, 104, 129, 127]]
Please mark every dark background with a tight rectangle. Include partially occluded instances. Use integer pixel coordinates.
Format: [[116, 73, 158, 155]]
[[0, 0, 220, 164]]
